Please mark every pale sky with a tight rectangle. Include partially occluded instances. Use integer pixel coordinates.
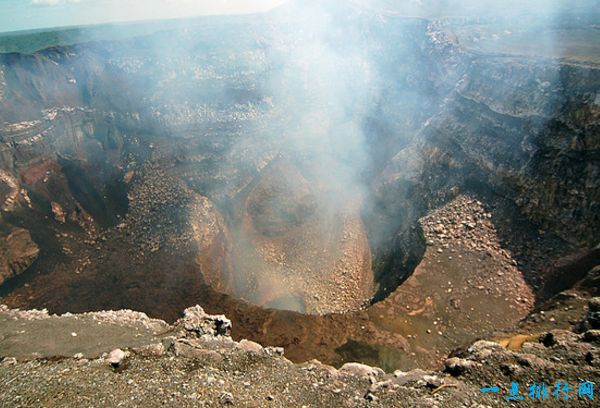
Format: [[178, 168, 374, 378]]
[[0, 0, 287, 33]]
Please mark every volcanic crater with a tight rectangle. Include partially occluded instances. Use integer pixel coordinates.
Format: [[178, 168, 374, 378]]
[[0, 2, 599, 371]]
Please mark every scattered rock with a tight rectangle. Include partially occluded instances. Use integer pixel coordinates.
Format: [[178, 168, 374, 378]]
[[364, 392, 378, 402], [219, 392, 234, 405], [468, 340, 502, 353], [422, 374, 443, 388], [237, 339, 263, 354], [107, 348, 127, 368], [51, 201, 66, 223], [339, 362, 384, 378], [540, 330, 578, 347], [173, 340, 223, 365], [1, 357, 17, 367], [264, 346, 284, 357], [368, 379, 392, 393], [444, 357, 477, 376], [177, 305, 232, 337], [134, 343, 165, 357], [582, 330, 600, 344], [586, 297, 600, 329]]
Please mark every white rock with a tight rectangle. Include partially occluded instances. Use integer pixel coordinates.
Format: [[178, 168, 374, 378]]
[[237, 339, 263, 354], [339, 362, 384, 378], [107, 348, 127, 368]]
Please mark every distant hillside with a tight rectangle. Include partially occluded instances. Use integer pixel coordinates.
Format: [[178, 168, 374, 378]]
[[0, 24, 156, 54], [0, 14, 251, 55]]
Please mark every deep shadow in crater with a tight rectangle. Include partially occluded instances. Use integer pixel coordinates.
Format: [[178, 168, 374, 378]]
[[58, 155, 129, 228]]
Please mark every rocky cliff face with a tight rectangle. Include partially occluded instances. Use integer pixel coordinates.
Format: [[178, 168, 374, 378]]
[[377, 61, 597, 304], [371, 55, 599, 297], [0, 227, 39, 286], [378, 57, 600, 247]]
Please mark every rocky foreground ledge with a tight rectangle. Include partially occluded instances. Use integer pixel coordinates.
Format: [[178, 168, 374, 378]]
[[1, 304, 599, 407]]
